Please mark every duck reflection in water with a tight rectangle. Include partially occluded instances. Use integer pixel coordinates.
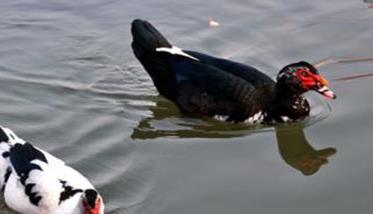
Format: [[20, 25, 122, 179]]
[[131, 97, 336, 175], [276, 124, 336, 175]]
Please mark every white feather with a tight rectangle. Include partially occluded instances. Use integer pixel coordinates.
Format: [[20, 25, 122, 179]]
[[280, 116, 291, 122], [244, 111, 264, 124], [214, 115, 229, 121], [156, 46, 199, 61]]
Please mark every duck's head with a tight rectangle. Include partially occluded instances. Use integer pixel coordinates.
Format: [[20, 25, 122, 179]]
[[276, 61, 336, 99], [82, 189, 104, 214]]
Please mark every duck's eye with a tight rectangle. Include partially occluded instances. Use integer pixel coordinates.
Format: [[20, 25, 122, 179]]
[[300, 71, 308, 77]]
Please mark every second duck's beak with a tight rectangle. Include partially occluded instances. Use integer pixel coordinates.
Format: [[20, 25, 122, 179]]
[[315, 76, 337, 99]]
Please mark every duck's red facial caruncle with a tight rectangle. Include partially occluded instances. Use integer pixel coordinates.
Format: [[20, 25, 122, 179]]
[[294, 67, 336, 99]]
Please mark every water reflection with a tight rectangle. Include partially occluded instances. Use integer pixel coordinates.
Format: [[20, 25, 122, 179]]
[[276, 124, 336, 175], [131, 97, 336, 175], [131, 97, 271, 139]]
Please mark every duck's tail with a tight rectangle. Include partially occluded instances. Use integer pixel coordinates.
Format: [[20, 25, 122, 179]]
[[131, 19, 171, 56], [131, 19, 177, 100]]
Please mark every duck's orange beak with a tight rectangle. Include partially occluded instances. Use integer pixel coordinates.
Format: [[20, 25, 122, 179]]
[[316, 86, 336, 99], [319, 76, 329, 86], [315, 75, 336, 99]]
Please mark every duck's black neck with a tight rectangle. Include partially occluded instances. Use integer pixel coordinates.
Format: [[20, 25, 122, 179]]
[[265, 84, 310, 122]]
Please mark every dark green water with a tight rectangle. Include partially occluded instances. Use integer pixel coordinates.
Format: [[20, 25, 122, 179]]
[[1, 0, 373, 213]]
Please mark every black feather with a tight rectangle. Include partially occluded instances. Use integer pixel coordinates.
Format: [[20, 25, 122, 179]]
[[58, 180, 83, 204], [131, 19, 177, 100], [25, 183, 36, 196], [131, 19, 171, 53], [184, 50, 274, 86], [2, 151, 10, 158], [23, 183, 43, 206], [84, 189, 98, 208], [2, 167, 11, 191], [10, 143, 47, 178], [30, 195, 42, 206], [9, 143, 48, 206], [0, 128, 9, 143]]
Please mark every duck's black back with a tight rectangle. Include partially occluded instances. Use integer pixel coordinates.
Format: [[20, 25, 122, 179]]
[[131, 20, 275, 90], [184, 51, 275, 87], [131, 19, 278, 121]]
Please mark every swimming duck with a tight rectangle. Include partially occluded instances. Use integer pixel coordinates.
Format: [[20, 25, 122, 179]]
[[131, 19, 336, 123], [0, 127, 104, 214]]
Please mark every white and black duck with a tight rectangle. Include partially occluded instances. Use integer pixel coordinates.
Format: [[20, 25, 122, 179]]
[[131, 19, 336, 123], [0, 127, 104, 214]]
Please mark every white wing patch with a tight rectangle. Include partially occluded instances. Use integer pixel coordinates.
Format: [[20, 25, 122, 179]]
[[214, 112, 266, 124], [214, 115, 229, 121], [156, 46, 199, 61], [244, 111, 264, 124], [280, 116, 291, 122]]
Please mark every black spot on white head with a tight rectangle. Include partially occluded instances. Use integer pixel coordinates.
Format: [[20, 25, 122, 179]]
[[84, 189, 98, 209]]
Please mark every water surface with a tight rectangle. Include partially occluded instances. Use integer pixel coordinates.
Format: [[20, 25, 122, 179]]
[[1, 0, 373, 213]]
